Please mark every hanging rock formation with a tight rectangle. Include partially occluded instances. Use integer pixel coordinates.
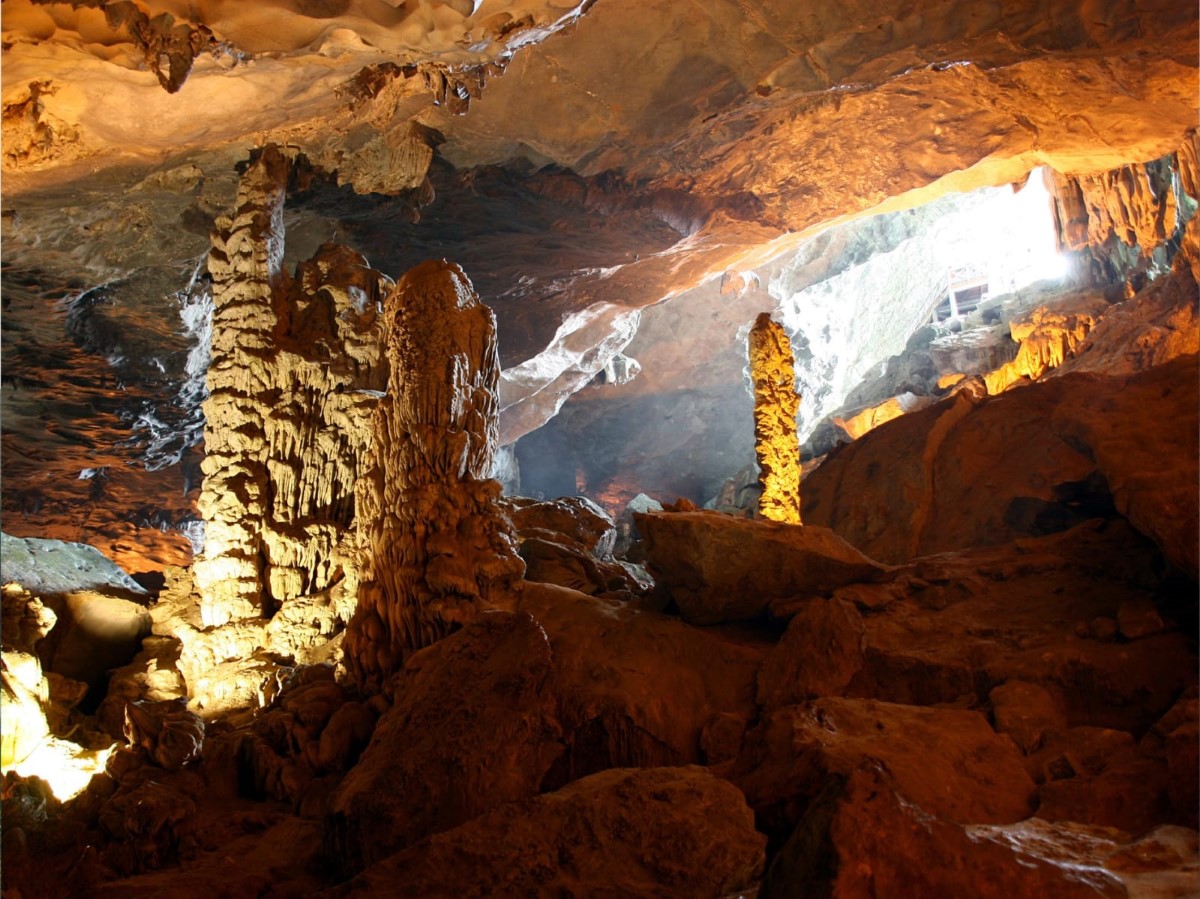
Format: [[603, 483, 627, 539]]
[[194, 146, 390, 628], [343, 260, 524, 693], [748, 313, 802, 524], [1051, 139, 1196, 287]]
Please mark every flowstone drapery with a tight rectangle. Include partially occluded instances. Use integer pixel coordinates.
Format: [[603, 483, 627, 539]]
[[343, 260, 524, 693], [748, 312, 802, 525]]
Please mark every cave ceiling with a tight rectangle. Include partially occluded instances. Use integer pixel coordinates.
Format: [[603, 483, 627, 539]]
[[1, 0, 1197, 563]]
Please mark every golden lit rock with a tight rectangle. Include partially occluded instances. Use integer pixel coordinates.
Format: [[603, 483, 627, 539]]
[[343, 260, 524, 693], [748, 313, 802, 524], [195, 146, 389, 626]]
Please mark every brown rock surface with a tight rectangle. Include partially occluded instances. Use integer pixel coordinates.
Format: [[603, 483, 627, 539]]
[[762, 767, 1195, 899], [840, 522, 1195, 731], [323, 766, 766, 899], [756, 597, 865, 709], [804, 352, 1199, 573], [516, 581, 767, 777], [637, 510, 888, 625], [735, 697, 1036, 838], [328, 610, 562, 873]]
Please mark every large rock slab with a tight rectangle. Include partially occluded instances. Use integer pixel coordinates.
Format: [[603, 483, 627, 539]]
[[839, 522, 1196, 733], [636, 511, 887, 624], [323, 767, 766, 899], [516, 581, 768, 778], [1, 533, 148, 598], [735, 698, 1035, 838], [503, 495, 618, 558], [756, 597, 865, 709], [762, 767, 1197, 899], [804, 353, 1199, 575], [327, 611, 564, 873]]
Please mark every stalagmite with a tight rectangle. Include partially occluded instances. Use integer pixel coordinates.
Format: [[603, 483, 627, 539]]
[[193, 146, 390, 630], [748, 312, 802, 524], [344, 260, 525, 693]]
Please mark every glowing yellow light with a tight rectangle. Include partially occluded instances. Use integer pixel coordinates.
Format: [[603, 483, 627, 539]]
[[8, 737, 116, 801]]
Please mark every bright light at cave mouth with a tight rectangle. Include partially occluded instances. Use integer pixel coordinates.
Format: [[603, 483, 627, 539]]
[[937, 167, 1070, 292]]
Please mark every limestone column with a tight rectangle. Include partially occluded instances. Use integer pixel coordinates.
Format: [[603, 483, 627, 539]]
[[748, 312, 802, 524], [193, 146, 290, 627], [344, 260, 524, 693]]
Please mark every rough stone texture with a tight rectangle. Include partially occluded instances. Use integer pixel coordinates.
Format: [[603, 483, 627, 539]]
[[515, 582, 767, 779], [502, 496, 617, 559], [342, 260, 524, 693], [804, 352, 1199, 573], [1032, 725, 1170, 835], [1052, 149, 1189, 286], [195, 145, 390, 626], [981, 305, 1097, 394], [839, 522, 1195, 733], [637, 510, 887, 625], [36, 590, 152, 696], [762, 767, 1196, 899], [990, 680, 1066, 754], [749, 312, 802, 523], [1, 533, 149, 599], [735, 698, 1036, 839], [329, 611, 562, 873], [756, 597, 865, 710], [123, 698, 205, 771], [323, 767, 766, 899]]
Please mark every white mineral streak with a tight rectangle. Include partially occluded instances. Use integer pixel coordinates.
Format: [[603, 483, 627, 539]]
[[497, 302, 641, 445]]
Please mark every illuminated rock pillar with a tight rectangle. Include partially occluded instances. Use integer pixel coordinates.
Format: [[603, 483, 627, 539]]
[[749, 312, 802, 524], [344, 260, 525, 693], [193, 146, 290, 626], [194, 145, 389, 629]]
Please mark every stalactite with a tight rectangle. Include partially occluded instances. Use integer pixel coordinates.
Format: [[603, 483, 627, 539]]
[[748, 312, 802, 525], [344, 260, 525, 694]]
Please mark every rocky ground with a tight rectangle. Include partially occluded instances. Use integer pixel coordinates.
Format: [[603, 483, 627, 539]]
[[2, 260, 1198, 898]]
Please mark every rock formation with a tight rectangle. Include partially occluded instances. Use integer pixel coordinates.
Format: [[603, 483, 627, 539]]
[[195, 145, 391, 628], [343, 260, 524, 693], [748, 313, 803, 524], [1, 1, 1198, 896]]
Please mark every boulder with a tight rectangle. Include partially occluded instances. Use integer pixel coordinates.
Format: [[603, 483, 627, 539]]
[[762, 767, 1194, 899], [841, 522, 1195, 733], [502, 495, 617, 558], [0, 533, 149, 599], [735, 697, 1036, 839], [322, 767, 766, 899], [327, 611, 564, 873], [515, 582, 767, 779], [756, 597, 865, 709], [804, 354, 1199, 575], [636, 511, 887, 625], [518, 536, 638, 596], [989, 680, 1066, 754], [123, 699, 205, 771]]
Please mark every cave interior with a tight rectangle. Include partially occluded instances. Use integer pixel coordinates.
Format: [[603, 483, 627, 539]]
[[1, 1, 1198, 896]]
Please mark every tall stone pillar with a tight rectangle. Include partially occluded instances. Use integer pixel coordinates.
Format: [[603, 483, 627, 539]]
[[193, 146, 290, 626], [748, 312, 802, 524], [344, 260, 524, 693], [194, 145, 390, 630]]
